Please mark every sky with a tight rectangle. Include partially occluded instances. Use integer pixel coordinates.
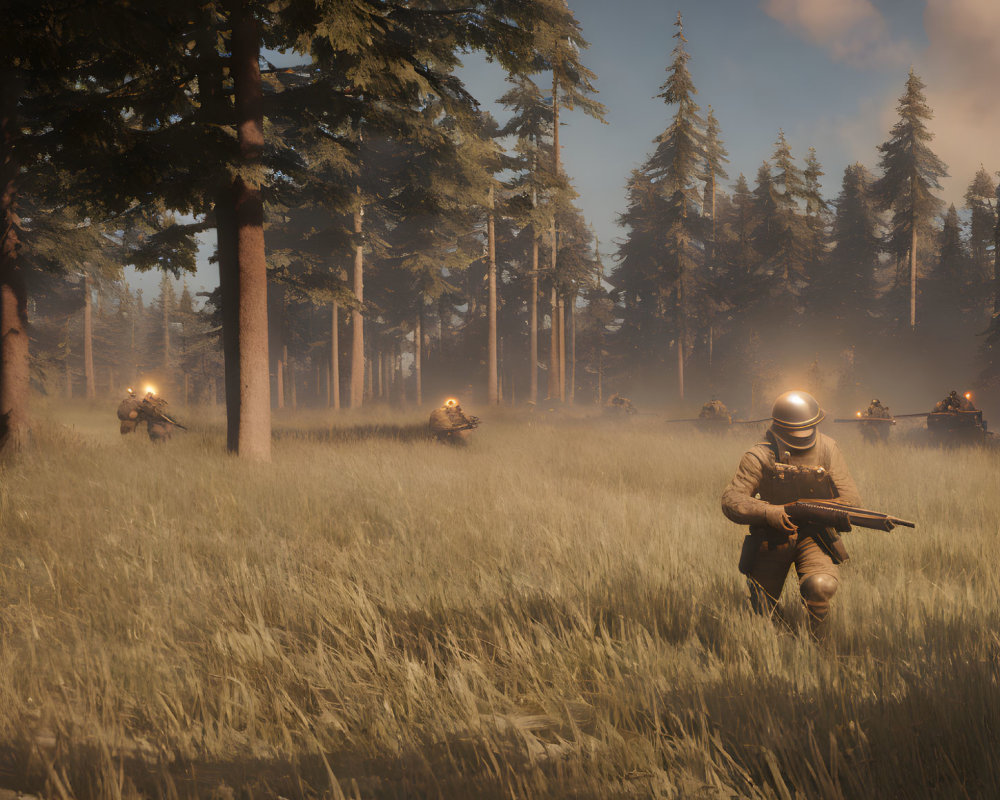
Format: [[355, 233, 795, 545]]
[[131, 0, 999, 298]]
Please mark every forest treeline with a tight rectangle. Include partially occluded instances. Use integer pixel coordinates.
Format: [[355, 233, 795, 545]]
[[3, 6, 999, 459]]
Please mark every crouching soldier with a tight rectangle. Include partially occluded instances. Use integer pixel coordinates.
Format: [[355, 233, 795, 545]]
[[429, 398, 479, 445], [117, 388, 143, 434], [720, 390, 861, 640]]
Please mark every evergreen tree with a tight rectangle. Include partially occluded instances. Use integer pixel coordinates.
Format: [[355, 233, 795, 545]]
[[874, 69, 948, 329]]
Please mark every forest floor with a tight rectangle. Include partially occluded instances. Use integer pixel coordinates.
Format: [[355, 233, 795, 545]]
[[1, 399, 999, 798]]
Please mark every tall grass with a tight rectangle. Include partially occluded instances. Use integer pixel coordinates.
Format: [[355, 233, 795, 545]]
[[0, 400, 998, 798]]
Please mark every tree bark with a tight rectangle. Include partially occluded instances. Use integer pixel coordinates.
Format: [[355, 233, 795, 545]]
[[217, 184, 240, 450], [64, 321, 72, 399], [0, 68, 28, 453], [84, 274, 95, 399], [330, 301, 340, 410], [487, 185, 498, 404], [226, 0, 270, 460], [350, 201, 364, 408]]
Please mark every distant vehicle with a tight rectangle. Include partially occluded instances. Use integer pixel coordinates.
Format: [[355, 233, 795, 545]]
[[837, 391, 995, 447]]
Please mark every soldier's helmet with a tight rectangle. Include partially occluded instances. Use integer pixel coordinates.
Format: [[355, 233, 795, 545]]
[[445, 398, 459, 409], [770, 390, 824, 451]]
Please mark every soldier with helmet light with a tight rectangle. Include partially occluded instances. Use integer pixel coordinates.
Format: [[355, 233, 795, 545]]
[[428, 397, 479, 444], [721, 390, 861, 640]]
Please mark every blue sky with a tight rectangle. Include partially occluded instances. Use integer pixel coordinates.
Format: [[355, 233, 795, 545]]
[[133, 0, 998, 298]]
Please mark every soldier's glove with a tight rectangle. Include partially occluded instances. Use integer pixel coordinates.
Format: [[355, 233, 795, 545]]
[[763, 504, 798, 533]]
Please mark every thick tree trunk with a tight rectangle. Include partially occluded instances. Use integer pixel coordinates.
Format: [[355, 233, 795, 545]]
[[0, 68, 28, 453], [289, 354, 297, 410], [226, 0, 270, 460], [184, 373, 190, 406], [84, 275, 95, 399], [350, 202, 364, 408], [487, 185, 498, 404], [414, 310, 422, 406], [530, 238, 538, 404]]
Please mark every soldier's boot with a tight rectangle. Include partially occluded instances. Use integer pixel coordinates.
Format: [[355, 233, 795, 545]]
[[800, 574, 838, 642], [747, 579, 788, 630]]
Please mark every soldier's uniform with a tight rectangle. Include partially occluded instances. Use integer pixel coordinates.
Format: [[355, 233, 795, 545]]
[[721, 391, 861, 638], [861, 398, 891, 443], [429, 400, 477, 444], [140, 394, 175, 442], [117, 396, 142, 434]]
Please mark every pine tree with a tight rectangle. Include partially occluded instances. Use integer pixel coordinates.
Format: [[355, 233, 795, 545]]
[[874, 69, 948, 329]]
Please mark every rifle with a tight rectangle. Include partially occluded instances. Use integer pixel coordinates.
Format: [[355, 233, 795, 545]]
[[453, 415, 480, 432], [140, 398, 188, 430], [783, 499, 916, 563]]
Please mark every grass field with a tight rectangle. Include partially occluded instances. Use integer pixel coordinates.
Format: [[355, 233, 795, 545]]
[[1, 399, 999, 799]]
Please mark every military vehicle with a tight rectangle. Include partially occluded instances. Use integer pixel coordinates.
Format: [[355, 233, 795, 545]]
[[837, 391, 994, 447]]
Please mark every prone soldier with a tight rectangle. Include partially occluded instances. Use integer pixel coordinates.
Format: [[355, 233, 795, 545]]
[[117, 386, 185, 442], [721, 390, 861, 640]]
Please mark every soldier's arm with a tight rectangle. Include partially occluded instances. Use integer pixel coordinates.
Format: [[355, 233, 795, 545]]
[[827, 440, 862, 506], [721, 451, 771, 525]]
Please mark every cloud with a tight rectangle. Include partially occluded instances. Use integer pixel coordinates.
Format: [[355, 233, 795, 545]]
[[921, 0, 1000, 203], [762, 0, 911, 66]]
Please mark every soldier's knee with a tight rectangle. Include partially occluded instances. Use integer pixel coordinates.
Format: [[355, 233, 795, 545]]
[[800, 574, 838, 603]]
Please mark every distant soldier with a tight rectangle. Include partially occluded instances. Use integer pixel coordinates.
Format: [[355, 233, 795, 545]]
[[721, 390, 861, 640], [116, 388, 142, 434], [699, 398, 731, 422], [429, 398, 479, 444], [605, 393, 637, 416], [118, 387, 185, 442], [933, 390, 973, 413], [861, 398, 892, 443]]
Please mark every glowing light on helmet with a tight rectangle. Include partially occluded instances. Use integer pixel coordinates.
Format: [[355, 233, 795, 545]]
[[965, 392, 972, 400], [144, 384, 157, 396], [856, 411, 862, 417], [445, 398, 459, 408]]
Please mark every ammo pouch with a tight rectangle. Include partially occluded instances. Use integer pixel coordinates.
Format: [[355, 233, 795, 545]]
[[738, 529, 798, 575]]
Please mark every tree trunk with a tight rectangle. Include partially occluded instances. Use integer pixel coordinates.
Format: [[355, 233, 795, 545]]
[[548, 285, 559, 400], [414, 310, 422, 406], [289, 353, 297, 410], [226, 0, 270, 460], [530, 238, 538, 404], [0, 68, 28, 453], [351, 201, 364, 408], [558, 296, 566, 402], [83, 274, 95, 399], [330, 301, 340, 410], [64, 321, 72, 399], [910, 217, 918, 329], [277, 345, 286, 409], [184, 373, 190, 406], [162, 279, 170, 370], [568, 294, 575, 404], [487, 185, 498, 404]]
